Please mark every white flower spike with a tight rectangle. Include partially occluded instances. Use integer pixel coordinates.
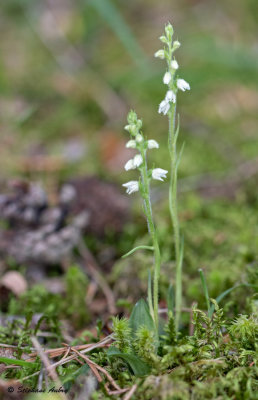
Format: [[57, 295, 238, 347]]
[[154, 49, 165, 59], [126, 140, 136, 149], [133, 154, 143, 168], [163, 71, 172, 85], [158, 99, 170, 115], [147, 140, 159, 149], [152, 168, 168, 181], [171, 59, 179, 70], [165, 90, 176, 103], [124, 158, 135, 171], [122, 181, 139, 195], [177, 79, 190, 91]]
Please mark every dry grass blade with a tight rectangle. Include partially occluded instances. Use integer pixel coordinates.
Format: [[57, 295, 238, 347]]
[[71, 347, 122, 392], [28, 337, 112, 362], [31, 336, 67, 400], [123, 384, 138, 400]]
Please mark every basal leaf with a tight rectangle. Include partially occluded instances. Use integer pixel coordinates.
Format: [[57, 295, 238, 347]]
[[107, 346, 150, 377], [129, 299, 155, 335]]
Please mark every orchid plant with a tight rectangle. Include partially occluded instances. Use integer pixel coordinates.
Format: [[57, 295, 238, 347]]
[[122, 110, 167, 332], [122, 22, 190, 333], [155, 23, 190, 330]]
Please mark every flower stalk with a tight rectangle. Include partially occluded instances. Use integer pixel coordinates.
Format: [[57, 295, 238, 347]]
[[156, 22, 190, 331], [122, 111, 167, 333]]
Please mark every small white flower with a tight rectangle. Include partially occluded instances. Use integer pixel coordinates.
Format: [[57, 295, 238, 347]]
[[171, 59, 179, 70], [165, 90, 176, 103], [154, 49, 165, 59], [152, 168, 168, 181], [133, 154, 143, 168], [163, 71, 171, 85], [158, 100, 170, 115], [122, 181, 139, 195], [177, 79, 190, 91], [124, 125, 131, 132], [135, 134, 143, 143], [147, 140, 159, 149], [124, 158, 135, 171], [172, 40, 181, 50], [126, 140, 136, 149]]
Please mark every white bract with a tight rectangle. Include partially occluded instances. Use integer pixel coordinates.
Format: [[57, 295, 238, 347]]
[[163, 71, 172, 85], [158, 100, 170, 115], [122, 181, 139, 195], [171, 59, 179, 70], [165, 90, 176, 103], [177, 79, 190, 91], [147, 140, 159, 149], [133, 154, 143, 168], [126, 140, 136, 149], [152, 168, 168, 181]]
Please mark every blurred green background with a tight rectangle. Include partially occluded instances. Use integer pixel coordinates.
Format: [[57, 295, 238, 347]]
[[0, 0, 257, 315], [1, 0, 257, 182]]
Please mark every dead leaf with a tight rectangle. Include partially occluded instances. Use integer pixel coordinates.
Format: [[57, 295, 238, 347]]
[[0, 271, 27, 296]]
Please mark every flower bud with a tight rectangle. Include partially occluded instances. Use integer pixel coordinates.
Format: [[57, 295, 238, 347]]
[[163, 71, 172, 85], [135, 134, 143, 143], [172, 40, 181, 51], [147, 140, 159, 149], [126, 140, 137, 149], [127, 110, 138, 125], [165, 23, 174, 39], [171, 59, 179, 70], [154, 49, 165, 59], [159, 35, 167, 44]]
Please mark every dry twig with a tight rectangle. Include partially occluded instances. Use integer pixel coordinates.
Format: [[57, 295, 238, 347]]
[[31, 336, 68, 400]]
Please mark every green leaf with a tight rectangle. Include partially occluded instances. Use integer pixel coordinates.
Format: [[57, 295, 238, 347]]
[[88, 0, 147, 70], [209, 283, 258, 317], [129, 299, 155, 335], [167, 284, 175, 314], [122, 245, 154, 258], [62, 364, 90, 391], [198, 268, 211, 316], [107, 346, 150, 377], [0, 357, 37, 368]]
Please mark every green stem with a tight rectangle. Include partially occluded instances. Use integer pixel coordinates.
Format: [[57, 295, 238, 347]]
[[168, 102, 182, 332], [140, 149, 161, 333], [198, 268, 211, 315]]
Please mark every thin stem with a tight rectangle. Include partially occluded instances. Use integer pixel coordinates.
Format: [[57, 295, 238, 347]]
[[168, 100, 182, 332], [198, 268, 211, 315], [140, 149, 161, 333]]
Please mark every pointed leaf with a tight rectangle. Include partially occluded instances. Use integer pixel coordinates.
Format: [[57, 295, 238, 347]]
[[122, 245, 154, 258], [107, 346, 150, 376], [129, 299, 155, 335]]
